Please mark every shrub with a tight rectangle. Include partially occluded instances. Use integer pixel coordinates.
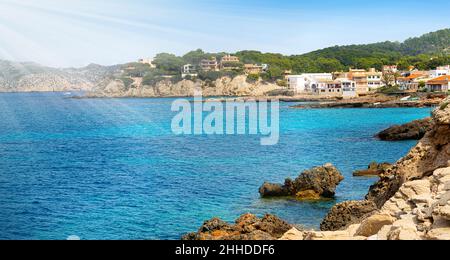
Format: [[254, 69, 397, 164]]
[[120, 77, 134, 89], [377, 85, 401, 94], [440, 102, 449, 110], [246, 74, 260, 83], [276, 79, 287, 87]]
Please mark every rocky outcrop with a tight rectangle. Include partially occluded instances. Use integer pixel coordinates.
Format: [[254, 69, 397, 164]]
[[291, 95, 444, 109], [367, 97, 450, 208], [376, 118, 433, 141], [353, 162, 393, 177], [88, 75, 282, 98], [185, 98, 450, 240], [259, 164, 344, 200], [282, 166, 450, 240], [182, 213, 292, 240], [283, 97, 450, 240], [320, 200, 378, 231]]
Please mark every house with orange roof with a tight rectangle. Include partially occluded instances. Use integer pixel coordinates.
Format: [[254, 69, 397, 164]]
[[397, 72, 429, 91], [426, 75, 450, 92]]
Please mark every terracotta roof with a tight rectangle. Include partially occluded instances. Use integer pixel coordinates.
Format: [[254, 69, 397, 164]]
[[427, 75, 450, 85], [406, 74, 426, 80]]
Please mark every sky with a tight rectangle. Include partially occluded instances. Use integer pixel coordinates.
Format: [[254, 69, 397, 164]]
[[0, 0, 449, 67]]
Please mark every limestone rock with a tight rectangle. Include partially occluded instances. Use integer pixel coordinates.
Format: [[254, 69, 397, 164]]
[[259, 164, 344, 199], [353, 162, 393, 177], [427, 228, 450, 240], [388, 228, 422, 240], [355, 213, 396, 237], [367, 98, 450, 207], [279, 228, 304, 240], [377, 225, 394, 240], [433, 205, 450, 220], [320, 200, 377, 231]]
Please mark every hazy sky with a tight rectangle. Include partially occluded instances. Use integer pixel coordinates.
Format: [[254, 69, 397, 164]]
[[0, 0, 449, 67]]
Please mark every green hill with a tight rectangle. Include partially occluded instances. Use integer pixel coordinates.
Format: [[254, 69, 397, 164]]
[[235, 28, 450, 75]]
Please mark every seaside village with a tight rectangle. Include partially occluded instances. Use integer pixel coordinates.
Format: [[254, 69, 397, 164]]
[[137, 55, 450, 99], [285, 65, 450, 98]]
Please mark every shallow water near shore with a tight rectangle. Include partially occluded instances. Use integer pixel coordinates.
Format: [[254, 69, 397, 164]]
[[0, 92, 433, 240]]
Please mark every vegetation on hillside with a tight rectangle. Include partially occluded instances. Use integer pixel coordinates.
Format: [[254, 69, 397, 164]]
[[119, 29, 450, 86]]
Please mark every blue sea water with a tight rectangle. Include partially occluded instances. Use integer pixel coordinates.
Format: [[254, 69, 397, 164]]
[[0, 92, 433, 240]]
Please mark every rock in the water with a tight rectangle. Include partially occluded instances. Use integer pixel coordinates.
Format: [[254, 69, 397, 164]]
[[259, 163, 344, 199], [320, 200, 378, 231], [353, 162, 392, 177], [183, 213, 292, 240], [376, 117, 433, 141], [258, 182, 290, 197]]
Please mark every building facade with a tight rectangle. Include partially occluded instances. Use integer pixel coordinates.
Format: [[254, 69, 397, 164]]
[[181, 64, 198, 78], [220, 55, 241, 71], [244, 64, 268, 75], [398, 73, 429, 91], [287, 73, 333, 93], [138, 58, 156, 68], [426, 75, 450, 92], [382, 65, 398, 74], [200, 57, 219, 72], [348, 69, 369, 95], [366, 68, 384, 90], [429, 65, 450, 78]]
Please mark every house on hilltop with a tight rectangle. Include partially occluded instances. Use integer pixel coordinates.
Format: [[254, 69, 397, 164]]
[[200, 57, 219, 72]]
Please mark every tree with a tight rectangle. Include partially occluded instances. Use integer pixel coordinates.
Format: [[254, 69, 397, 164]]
[[381, 72, 396, 87], [153, 53, 184, 75], [266, 66, 284, 81], [182, 49, 209, 65], [316, 57, 344, 72]]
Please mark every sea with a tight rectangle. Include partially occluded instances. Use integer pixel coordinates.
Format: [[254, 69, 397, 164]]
[[0, 92, 433, 239]]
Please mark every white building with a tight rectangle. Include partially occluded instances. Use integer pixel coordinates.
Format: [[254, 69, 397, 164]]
[[138, 58, 156, 68], [182, 64, 198, 78], [287, 73, 333, 93], [429, 65, 450, 78], [366, 68, 384, 90], [340, 79, 357, 98]]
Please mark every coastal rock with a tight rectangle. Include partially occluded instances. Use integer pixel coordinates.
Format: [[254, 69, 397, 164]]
[[353, 162, 392, 177], [367, 97, 450, 207], [387, 228, 422, 240], [90, 75, 282, 98], [355, 213, 396, 237], [279, 228, 304, 240], [183, 214, 292, 240], [291, 95, 443, 109], [258, 182, 289, 197], [259, 164, 344, 200], [320, 200, 378, 231], [282, 98, 450, 240], [376, 118, 433, 141]]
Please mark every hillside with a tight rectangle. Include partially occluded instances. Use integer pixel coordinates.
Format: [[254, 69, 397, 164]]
[[293, 28, 450, 71], [236, 29, 450, 74], [0, 60, 120, 92], [0, 28, 449, 93]]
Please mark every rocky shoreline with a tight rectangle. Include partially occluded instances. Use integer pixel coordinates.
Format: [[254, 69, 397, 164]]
[[376, 118, 433, 141], [186, 96, 450, 240], [291, 94, 445, 109]]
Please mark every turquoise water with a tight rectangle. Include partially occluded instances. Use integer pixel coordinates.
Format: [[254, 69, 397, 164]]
[[0, 92, 432, 240]]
